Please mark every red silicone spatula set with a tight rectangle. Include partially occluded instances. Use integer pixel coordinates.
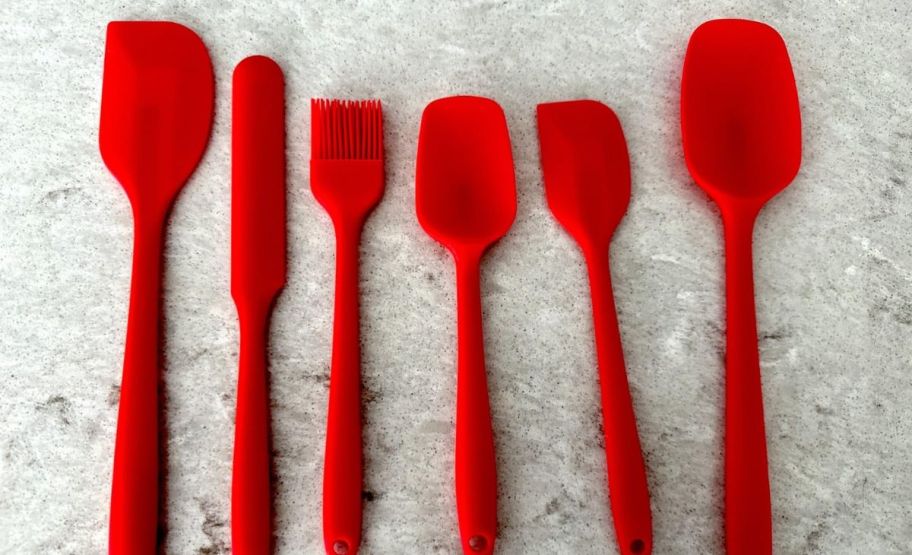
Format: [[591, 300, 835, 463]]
[[100, 17, 800, 555]]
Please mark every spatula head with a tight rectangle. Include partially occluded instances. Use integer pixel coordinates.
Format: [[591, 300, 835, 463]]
[[100, 21, 214, 212], [681, 19, 801, 204], [537, 100, 630, 250], [231, 56, 286, 303], [416, 96, 516, 254]]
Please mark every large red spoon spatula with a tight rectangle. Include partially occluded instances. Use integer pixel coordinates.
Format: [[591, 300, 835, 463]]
[[537, 100, 652, 555], [100, 21, 214, 554], [681, 19, 801, 554]]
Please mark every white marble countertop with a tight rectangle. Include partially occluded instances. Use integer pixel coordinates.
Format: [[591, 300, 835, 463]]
[[1, 1, 910, 553]]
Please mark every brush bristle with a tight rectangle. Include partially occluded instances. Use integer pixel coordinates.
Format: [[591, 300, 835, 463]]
[[311, 99, 383, 161]]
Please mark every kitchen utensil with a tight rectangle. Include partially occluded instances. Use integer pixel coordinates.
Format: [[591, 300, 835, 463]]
[[681, 19, 801, 554], [231, 55, 286, 555], [100, 21, 213, 554], [311, 99, 384, 555], [536, 99, 652, 555], [416, 96, 516, 554]]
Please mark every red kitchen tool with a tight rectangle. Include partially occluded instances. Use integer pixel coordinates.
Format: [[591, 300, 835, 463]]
[[311, 99, 384, 555], [99, 21, 213, 554], [536, 100, 652, 555], [681, 19, 801, 554], [416, 96, 516, 554], [231, 55, 286, 555]]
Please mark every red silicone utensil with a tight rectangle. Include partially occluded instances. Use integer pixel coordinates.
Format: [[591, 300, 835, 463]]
[[681, 19, 801, 554], [416, 96, 516, 555], [311, 99, 384, 555], [536, 100, 652, 555], [99, 21, 213, 554], [231, 55, 286, 555]]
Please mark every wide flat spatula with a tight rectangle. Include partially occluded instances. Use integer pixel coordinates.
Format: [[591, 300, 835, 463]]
[[537, 100, 652, 555], [100, 21, 214, 555]]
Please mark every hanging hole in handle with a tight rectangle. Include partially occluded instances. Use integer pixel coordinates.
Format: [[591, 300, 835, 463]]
[[630, 538, 645, 553], [332, 539, 350, 554], [468, 534, 488, 551]]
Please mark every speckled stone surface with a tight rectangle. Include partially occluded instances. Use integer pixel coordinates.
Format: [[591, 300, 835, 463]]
[[1, 1, 911, 553]]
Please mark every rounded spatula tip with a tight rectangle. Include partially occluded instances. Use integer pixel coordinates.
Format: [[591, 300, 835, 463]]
[[235, 54, 283, 81]]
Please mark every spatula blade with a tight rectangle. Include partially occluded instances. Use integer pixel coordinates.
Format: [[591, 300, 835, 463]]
[[681, 19, 801, 200], [100, 21, 214, 205], [536, 100, 630, 248], [231, 56, 287, 303], [416, 96, 516, 251]]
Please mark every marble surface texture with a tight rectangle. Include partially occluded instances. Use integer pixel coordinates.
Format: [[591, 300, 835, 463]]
[[1, 1, 911, 553]]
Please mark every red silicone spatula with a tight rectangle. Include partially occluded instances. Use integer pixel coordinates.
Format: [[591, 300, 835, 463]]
[[311, 99, 384, 555], [681, 19, 801, 554], [231, 55, 286, 555], [416, 96, 516, 555], [99, 21, 213, 554], [536, 100, 652, 555]]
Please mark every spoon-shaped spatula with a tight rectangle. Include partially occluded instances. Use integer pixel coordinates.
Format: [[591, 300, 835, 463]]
[[416, 96, 516, 554], [681, 19, 801, 554], [537, 100, 652, 555], [100, 21, 214, 554]]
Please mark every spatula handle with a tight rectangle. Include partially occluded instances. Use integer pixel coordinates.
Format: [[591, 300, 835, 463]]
[[585, 248, 652, 555], [110, 211, 164, 555], [232, 300, 274, 555], [722, 206, 771, 554], [454, 251, 497, 555], [323, 224, 364, 555]]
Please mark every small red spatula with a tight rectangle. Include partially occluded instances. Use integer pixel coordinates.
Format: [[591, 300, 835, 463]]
[[100, 21, 214, 554], [537, 100, 652, 555]]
